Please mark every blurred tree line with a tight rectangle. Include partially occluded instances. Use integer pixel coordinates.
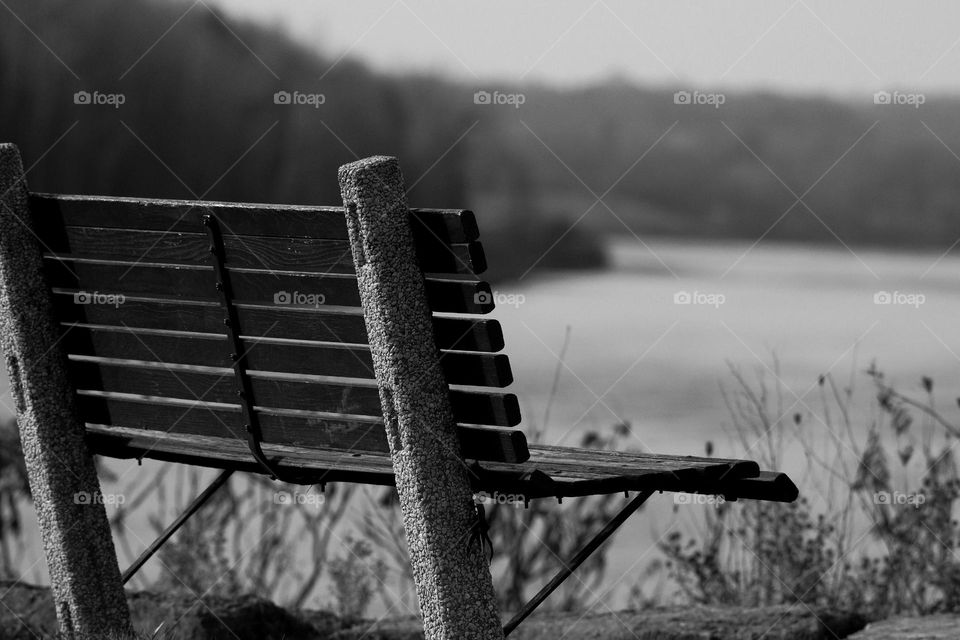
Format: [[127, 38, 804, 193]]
[[3, 0, 960, 284]]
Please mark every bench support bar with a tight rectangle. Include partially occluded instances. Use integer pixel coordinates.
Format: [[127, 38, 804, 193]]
[[340, 157, 503, 640], [503, 489, 655, 636], [201, 213, 289, 481], [121, 468, 234, 584], [0, 144, 134, 639]]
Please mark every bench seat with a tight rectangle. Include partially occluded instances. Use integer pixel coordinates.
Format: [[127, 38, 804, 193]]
[[86, 425, 798, 502]]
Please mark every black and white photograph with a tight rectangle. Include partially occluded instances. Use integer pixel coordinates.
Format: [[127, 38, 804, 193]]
[[0, 2, 958, 638]]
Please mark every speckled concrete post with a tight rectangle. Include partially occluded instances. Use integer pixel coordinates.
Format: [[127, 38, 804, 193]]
[[339, 157, 503, 640], [0, 144, 133, 639]]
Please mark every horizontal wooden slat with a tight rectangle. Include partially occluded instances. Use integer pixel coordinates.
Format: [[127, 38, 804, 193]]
[[51, 292, 505, 351], [432, 312, 503, 351], [84, 427, 797, 501], [29, 193, 479, 243], [79, 392, 386, 453], [458, 427, 528, 464], [514, 445, 758, 497], [715, 471, 799, 502], [62, 326, 513, 388], [77, 393, 527, 463], [41, 226, 485, 276], [43, 258, 495, 314], [87, 425, 400, 485], [450, 388, 521, 427], [528, 445, 757, 480], [68, 359, 521, 426], [514, 459, 738, 493]]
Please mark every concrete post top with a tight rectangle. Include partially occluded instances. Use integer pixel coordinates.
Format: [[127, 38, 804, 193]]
[[338, 155, 399, 178], [338, 156, 407, 221], [0, 144, 24, 178]]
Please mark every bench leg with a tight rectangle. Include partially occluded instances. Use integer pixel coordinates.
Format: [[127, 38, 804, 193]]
[[340, 157, 503, 640], [0, 144, 133, 639]]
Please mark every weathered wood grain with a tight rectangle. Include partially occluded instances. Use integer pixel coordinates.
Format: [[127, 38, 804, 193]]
[[30, 193, 479, 243], [43, 226, 485, 275], [51, 291, 505, 351], [44, 258, 496, 313], [68, 358, 520, 426], [78, 392, 528, 463], [62, 326, 513, 387]]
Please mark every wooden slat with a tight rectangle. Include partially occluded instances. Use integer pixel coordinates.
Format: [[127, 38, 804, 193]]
[[62, 326, 514, 388], [86, 425, 401, 486], [29, 193, 479, 243], [431, 310, 503, 351], [78, 392, 386, 451], [67, 359, 521, 426], [84, 426, 797, 501], [511, 462, 730, 496], [527, 445, 757, 480], [51, 292, 505, 351], [41, 226, 485, 275], [77, 393, 527, 463], [716, 471, 799, 502], [458, 427, 528, 464], [450, 388, 521, 426], [494, 445, 759, 497], [43, 258, 496, 314]]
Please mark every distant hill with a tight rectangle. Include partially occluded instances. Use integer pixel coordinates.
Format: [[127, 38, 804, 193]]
[[2, 0, 958, 284], [495, 83, 960, 249]]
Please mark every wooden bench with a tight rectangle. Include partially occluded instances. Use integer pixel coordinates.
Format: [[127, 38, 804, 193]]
[[0, 146, 796, 640]]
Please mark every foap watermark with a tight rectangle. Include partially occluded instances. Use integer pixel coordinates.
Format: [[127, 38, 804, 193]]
[[74, 491, 125, 506], [73, 90, 125, 109], [674, 492, 725, 506], [74, 291, 125, 308], [674, 290, 725, 308], [473, 90, 525, 109], [474, 290, 525, 308], [274, 290, 326, 307], [273, 90, 326, 108], [874, 290, 925, 308], [673, 90, 725, 109], [474, 491, 526, 508], [874, 490, 925, 508], [273, 490, 325, 507], [873, 90, 925, 108]]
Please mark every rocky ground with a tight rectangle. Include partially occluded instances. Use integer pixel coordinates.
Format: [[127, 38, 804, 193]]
[[1, 580, 952, 639], [846, 615, 960, 640]]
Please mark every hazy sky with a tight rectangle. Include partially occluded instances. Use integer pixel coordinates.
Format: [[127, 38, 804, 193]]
[[200, 0, 960, 96]]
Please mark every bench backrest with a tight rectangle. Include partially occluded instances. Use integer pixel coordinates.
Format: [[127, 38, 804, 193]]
[[30, 193, 528, 464]]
